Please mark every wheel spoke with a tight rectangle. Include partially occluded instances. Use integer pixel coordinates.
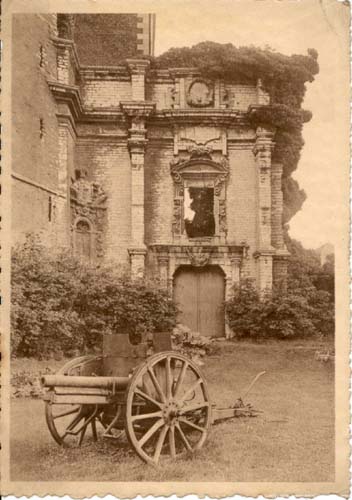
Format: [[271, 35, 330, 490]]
[[153, 425, 168, 464], [91, 419, 98, 441], [66, 409, 86, 433], [169, 425, 176, 458], [166, 356, 172, 400], [178, 417, 206, 433], [134, 387, 163, 409], [180, 378, 202, 403], [173, 361, 188, 398], [180, 401, 209, 414], [148, 367, 166, 403], [78, 419, 87, 446], [138, 418, 165, 447], [175, 422, 193, 452], [131, 411, 163, 422], [53, 406, 80, 420]]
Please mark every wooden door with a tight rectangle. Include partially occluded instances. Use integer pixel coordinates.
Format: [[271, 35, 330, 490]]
[[173, 266, 225, 337]]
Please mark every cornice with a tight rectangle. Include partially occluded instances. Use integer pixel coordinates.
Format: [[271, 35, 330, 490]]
[[48, 80, 126, 123], [151, 109, 249, 127], [48, 81, 83, 121]]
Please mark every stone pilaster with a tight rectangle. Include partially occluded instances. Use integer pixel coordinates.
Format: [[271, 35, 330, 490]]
[[253, 126, 275, 291], [56, 120, 71, 247], [271, 162, 290, 292], [126, 59, 150, 101], [128, 248, 147, 279], [271, 162, 284, 250], [157, 253, 170, 289], [231, 255, 242, 288], [121, 98, 155, 278]]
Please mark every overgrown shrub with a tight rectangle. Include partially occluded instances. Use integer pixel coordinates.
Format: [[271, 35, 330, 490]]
[[152, 42, 319, 222], [225, 278, 334, 340], [11, 235, 177, 358]]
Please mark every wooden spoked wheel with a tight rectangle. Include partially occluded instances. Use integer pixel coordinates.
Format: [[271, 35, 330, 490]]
[[125, 351, 212, 465], [45, 356, 104, 446]]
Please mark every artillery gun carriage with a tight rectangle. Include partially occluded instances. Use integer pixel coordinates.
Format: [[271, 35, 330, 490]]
[[42, 332, 263, 465]]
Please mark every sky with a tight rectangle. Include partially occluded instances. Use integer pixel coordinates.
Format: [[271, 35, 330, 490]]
[[152, 0, 349, 249]]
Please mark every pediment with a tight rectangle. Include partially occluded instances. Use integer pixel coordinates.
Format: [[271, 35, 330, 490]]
[[171, 157, 229, 179]]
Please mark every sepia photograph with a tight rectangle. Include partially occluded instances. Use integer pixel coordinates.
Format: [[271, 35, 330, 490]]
[[1, 0, 350, 497]]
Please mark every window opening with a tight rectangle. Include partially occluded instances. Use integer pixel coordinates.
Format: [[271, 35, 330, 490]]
[[48, 196, 52, 221], [184, 187, 215, 238]]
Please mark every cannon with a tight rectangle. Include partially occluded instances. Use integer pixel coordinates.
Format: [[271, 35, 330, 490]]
[[42, 332, 264, 465]]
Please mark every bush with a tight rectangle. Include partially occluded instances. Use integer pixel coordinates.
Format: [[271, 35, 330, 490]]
[[225, 279, 334, 340], [11, 235, 177, 358]]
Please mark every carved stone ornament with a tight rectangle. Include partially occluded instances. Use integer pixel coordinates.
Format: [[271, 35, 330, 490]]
[[186, 248, 210, 267], [186, 79, 214, 108], [187, 144, 213, 159]]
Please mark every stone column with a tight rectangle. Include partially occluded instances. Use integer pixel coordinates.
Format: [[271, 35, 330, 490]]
[[121, 61, 155, 278], [253, 126, 275, 292]]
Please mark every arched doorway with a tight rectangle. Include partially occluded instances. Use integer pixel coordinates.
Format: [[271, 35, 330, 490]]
[[173, 265, 225, 337]]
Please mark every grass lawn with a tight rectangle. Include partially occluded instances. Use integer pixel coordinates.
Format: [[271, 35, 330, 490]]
[[10, 340, 334, 482]]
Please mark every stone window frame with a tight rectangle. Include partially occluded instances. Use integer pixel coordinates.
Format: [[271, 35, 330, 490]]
[[170, 156, 229, 244]]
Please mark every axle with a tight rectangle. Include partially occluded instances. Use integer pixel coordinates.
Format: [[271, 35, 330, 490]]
[[41, 375, 130, 390]]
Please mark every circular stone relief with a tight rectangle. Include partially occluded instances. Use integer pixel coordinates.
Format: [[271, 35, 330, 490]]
[[187, 79, 214, 107]]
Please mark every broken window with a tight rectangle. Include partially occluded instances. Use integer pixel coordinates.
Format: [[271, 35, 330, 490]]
[[184, 187, 215, 238]]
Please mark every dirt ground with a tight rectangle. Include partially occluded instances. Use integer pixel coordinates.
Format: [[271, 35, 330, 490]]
[[10, 341, 335, 482]]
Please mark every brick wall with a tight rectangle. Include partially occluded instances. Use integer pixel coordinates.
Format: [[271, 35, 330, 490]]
[[224, 84, 259, 110], [75, 139, 132, 264], [73, 14, 139, 65], [144, 141, 174, 245], [12, 14, 60, 243], [226, 145, 258, 278], [82, 79, 132, 108]]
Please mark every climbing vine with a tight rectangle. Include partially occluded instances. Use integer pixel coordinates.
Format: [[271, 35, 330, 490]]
[[152, 42, 319, 222]]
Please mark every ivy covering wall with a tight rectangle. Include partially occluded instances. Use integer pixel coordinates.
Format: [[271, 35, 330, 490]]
[[152, 42, 319, 222]]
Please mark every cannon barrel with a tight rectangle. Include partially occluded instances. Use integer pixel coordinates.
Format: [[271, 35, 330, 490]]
[[41, 375, 130, 390]]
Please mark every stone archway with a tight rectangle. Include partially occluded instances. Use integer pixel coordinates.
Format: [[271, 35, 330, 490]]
[[173, 265, 225, 337]]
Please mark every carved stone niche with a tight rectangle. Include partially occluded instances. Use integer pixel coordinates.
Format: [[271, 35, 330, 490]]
[[186, 78, 214, 108], [70, 177, 107, 259], [170, 150, 229, 243]]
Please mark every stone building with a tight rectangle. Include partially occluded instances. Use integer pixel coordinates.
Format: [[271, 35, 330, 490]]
[[12, 14, 289, 337]]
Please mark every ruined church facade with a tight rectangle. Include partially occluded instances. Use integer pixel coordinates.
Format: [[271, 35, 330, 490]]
[[12, 14, 288, 337]]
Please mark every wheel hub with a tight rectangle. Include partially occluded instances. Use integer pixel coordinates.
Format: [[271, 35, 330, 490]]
[[162, 400, 180, 424]]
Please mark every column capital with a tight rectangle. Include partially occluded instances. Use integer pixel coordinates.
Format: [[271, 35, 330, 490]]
[[125, 58, 151, 75], [120, 101, 155, 118], [128, 247, 147, 256]]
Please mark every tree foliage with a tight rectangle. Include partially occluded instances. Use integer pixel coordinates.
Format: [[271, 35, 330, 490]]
[[226, 236, 334, 340], [152, 42, 319, 222], [11, 235, 177, 358]]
